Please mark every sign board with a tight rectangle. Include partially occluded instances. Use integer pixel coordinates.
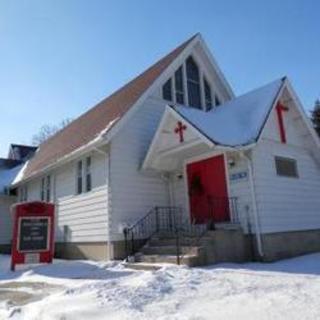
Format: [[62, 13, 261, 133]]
[[230, 171, 248, 182], [11, 201, 55, 271], [18, 217, 50, 252]]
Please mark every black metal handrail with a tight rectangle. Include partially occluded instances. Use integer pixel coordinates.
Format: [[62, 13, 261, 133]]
[[207, 196, 239, 224], [123, 206, 183, 261], [123, 198, 239, 264], [173, 217, 210, 265]]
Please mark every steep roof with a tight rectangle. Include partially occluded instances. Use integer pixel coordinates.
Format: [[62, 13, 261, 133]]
[[20, 34, 198, 182], [174, 77, 285, 146], [9, 144, 38, 161]]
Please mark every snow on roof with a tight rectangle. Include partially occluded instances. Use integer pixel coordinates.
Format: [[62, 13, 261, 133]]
[[11, 161, 28, 186], [19, 35, 198, 184], [175, 77, 285, 147], [0, 163, 24, 194]]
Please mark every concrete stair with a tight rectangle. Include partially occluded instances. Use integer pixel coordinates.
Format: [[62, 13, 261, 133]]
[[134, 235, 205, 267], [127, 226, 252, 268]]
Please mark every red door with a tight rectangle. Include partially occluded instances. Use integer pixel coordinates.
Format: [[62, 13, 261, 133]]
[[187, 155, 229, 224]]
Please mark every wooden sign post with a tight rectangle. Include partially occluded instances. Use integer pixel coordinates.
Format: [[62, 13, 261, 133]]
[[11, 201, 55, 271]]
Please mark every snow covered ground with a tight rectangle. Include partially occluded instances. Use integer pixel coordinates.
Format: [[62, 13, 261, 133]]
[[0, 253, 320, 320]]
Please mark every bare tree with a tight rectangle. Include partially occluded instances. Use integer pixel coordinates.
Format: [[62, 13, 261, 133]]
[[310, 99, 320, 137], [32, 118, 72, 145]]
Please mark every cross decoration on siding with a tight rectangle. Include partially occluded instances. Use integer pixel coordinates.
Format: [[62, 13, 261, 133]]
[[276, 102, 289, 143], [174, 121, 187, 143]]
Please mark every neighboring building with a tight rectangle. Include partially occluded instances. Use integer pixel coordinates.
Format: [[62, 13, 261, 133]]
[[5, 33, 320, 263], [0, 144, 37, 251], [8, 144, 38, 162]]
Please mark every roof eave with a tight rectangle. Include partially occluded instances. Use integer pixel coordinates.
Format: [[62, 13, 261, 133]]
[[11, 135, 110, 188]]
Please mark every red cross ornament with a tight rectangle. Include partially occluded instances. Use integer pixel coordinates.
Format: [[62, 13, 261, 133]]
[[276, 103, 289, 143], [174, 121, 187, 143]]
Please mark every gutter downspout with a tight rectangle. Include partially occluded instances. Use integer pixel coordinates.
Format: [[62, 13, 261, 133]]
[[94, 146, 113, 261], [240, 151, 264, 259]]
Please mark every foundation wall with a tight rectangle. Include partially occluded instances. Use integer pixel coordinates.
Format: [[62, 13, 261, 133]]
[[55, 242, 110, 261], [262, 229, 320, 261]]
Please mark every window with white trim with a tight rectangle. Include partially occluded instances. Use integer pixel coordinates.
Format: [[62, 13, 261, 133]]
[[214, 94, 221, 107], [41, 175, 51, 202], [77, 160, 83, 194], [204, 77, 213, 110], [275, 156, 298, 178], [162, 78, 172, 101], [174, 66, 184, 104], [41, 177, 45, 201], [19, 185, 28, 202], [186, 56, 201, 109], [85, 157, 92, 192], [76, 156, 92, 194], [161, 55, 217, 111]]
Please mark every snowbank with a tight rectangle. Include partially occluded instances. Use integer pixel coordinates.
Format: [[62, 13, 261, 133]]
[[0, 253, 320, 319]]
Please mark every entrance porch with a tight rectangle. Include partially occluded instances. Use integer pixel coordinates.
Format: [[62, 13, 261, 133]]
[[142, 106, 254, 231], [123, 106, 256, 266]]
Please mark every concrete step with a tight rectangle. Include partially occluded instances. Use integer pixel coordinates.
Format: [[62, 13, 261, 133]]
[[136, 253, 202, 266], [149, 238, 198, 247], [123, 262, 163, 271], [141, 245, 200, 256], [214, 223, 242, 230]]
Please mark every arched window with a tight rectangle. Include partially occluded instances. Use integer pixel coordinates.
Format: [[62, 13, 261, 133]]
[[162, 78, 172, 101], [215, 94, 221, 107], [186, 56, 201, 109], [204, 77, 212, 110], [174, 66, 184, 104]]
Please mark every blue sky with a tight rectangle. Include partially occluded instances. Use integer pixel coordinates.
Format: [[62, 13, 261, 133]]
[[1, 0, 319, 157]]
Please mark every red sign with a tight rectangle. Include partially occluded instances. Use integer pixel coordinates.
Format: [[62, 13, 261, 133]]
[[11, 201, 55, 271]]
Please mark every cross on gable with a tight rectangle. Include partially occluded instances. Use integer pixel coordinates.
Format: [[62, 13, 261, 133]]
[[276, 102, 289, 143], [174, 121, 187, 143]]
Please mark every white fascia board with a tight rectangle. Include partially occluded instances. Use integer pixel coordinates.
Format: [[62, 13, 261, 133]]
[[256, 79, 286, 144], [284, 78, 320, 150], [198, 34, 235, 99], [142, 106, 174, 170], [11, 137, 110, 188], [167, 106, 215, 148], [142, 104, 218, 171], [14, 37, 200, 187], [102, 35, 201, 147]]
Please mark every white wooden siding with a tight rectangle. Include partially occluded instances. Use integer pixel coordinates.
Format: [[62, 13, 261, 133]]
[[227, 156, 253, 232], [110, 97, 169, 240], [0, 196, 15, 244], [17, 150, 109, 243], [253, 103, 320, 234], [56, 185, 109, 242], [171, 171, 188, 212]]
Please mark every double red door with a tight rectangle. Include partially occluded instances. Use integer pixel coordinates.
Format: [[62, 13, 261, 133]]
[[187, 155, 229, 224]]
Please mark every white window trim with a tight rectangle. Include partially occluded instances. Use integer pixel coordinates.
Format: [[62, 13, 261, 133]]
[[274, 156, 299, 178], [75, 156, 93, 195], [20, 185, 28, 202], [40, 175, 52, 202], [161, 54, 218, 111]]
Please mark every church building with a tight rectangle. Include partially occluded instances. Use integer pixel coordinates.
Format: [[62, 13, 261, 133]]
[[3, 33, 320, 264]]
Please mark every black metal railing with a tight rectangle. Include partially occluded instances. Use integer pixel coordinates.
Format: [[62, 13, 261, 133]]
[[207, 196, 239, 224], [173, 216, 210, 264], [123, 206, 184, 261], [123, 198, 239, 264]]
